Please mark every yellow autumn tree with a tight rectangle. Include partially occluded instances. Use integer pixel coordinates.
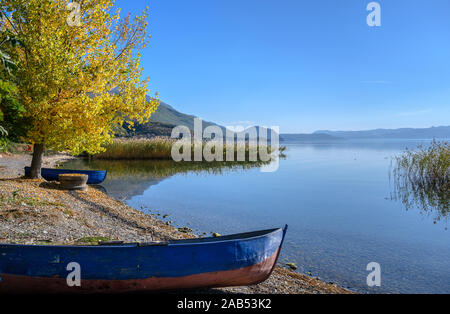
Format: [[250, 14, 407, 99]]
[[0, 0, 159, 178]]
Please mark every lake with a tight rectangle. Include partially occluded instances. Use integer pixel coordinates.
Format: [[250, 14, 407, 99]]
[[62, 139, 450, 294]]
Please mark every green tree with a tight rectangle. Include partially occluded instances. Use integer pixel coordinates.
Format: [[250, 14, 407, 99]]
[[1, 0, 159, 178], [0, 79, 26, 148], [0, 11, 26, 150]]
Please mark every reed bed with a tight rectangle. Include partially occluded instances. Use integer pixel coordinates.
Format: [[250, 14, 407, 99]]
[[95, 138, 175, 160], [93, 137, 283, 161], [391, 140, 449, 224], [61, 159, 270, 179]]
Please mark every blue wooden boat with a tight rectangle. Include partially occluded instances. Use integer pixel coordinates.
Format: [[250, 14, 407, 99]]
[[24, 167, 107, 185], [0, 226, 287, 293]]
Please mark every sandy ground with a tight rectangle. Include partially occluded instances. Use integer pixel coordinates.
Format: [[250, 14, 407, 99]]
[[0, 152, 74, 178], [0, 153, 352, 294]]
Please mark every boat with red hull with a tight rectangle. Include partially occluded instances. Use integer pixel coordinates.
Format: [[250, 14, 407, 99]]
[[0, 226, 287, 293]]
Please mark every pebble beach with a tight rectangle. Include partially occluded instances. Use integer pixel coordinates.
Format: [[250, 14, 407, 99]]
[[0, 152, 352, 294]]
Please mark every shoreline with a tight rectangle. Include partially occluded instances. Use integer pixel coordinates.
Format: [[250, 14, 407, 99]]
[[0, 151, 75, 179], [0, 152, 353, 294]]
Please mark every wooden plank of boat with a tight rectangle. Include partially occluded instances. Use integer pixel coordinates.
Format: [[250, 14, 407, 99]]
[[24, 167, 107, 185], [0, 226, 287, 293]]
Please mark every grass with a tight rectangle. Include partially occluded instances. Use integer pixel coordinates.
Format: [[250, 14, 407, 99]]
[[0, 142, 29, 154], [76, 236, 111, 244], [390, 140, 449, 225], [0, 190, 65, 208], [95, 137, 174, 160], [61, 158, 272, 180], [93, 137, 284, 161]]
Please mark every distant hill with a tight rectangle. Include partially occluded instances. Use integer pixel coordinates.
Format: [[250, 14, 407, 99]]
[[118, 95, 223, 137], [280, 133, 344, 142], [123, 98, 279, 140], [314, 126, 450, 139], [146, 97, 220, 131], [113, 89, 450, 141]]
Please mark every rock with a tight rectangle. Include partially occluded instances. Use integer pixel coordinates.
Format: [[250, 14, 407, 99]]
[[286, 263, 298, 270], [178, 227, 193, 233]]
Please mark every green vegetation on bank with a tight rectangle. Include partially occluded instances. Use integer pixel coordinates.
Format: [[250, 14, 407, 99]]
[[0, 78, 27, 152], [62, 158, 272, 181], [76, 236, 111, 245], [93, 138, 284, 161], [391, 140, 449, 224], [95, 138, 175, 160]]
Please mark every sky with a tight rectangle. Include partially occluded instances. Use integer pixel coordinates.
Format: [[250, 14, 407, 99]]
[[115, 0, 450, 133]]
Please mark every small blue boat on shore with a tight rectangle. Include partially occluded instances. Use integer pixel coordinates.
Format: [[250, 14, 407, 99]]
[[0, 226, 287, 293], [24, 167, 107, 185]]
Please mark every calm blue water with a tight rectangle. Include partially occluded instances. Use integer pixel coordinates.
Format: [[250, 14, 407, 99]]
[[63, 139, 450, 293]]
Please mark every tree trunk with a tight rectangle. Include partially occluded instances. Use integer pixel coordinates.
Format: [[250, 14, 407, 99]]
[[28, 143, 45, 179]]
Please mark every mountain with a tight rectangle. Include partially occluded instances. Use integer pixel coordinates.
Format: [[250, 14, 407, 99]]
[[280, 133, 344, 142], [314, 126, 450, 139], [114, 89, 450, 140], [125, 98, 277, 140], [118, 96, 223, 137], [146, 97, 220, 131]]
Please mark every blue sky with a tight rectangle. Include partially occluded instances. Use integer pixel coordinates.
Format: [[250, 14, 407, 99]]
[[116, 0, 450, 133]]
